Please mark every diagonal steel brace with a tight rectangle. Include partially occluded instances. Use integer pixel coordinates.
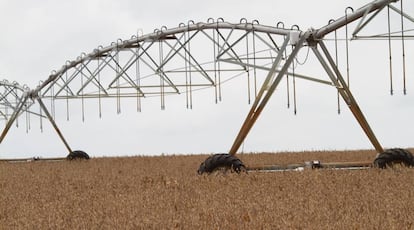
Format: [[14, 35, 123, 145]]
[[229, 31, 310, 155], [313, 40, 384, 153], [36, 97, 73, 153]]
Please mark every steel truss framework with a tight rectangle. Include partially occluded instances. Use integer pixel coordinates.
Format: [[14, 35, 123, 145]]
[[0, 80, 42, 122], [0, 0, 412, 156]]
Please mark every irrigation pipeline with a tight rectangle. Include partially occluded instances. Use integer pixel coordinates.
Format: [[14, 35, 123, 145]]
[[0, 157, 66, 163], [247, 161, 373, 172], [0, 0, 412, 158], [0, 156, 373, 172]]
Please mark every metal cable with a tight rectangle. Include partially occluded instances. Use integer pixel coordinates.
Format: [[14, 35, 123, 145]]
[[65, 66, 70, 120], [98, 58, 102, 117], [213, 27, 218, 104], [252, 28, 258, 98], [50, 79, 55, 121], [39, 85, 43, 132], [334, 22, 341, 114], [184, 31, 189, 108], [116, 50, 121, 114], [80, 63, 85, 121], [136, 41, 142, 112], [25, 105, 29, 133], [295, 46, 310, 65], [387, 5, 394, 95], [159, 39, 165, 110], [345, 7, 354, 88], [246, 28, 251, 104], [283, 28, 290, 109], [400, 0, 407, 95], [217, 19, 223, 102], [187, 27, 193, 109], [292, 46, 297, 115], [217, 36, 222, 102]]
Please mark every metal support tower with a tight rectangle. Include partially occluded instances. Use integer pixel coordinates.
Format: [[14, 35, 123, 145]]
[[229, 0, 405, 154], [1, 0, 412, 157]]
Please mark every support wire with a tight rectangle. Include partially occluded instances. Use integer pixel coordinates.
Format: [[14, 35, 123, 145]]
[[345, 7, 354, 88], [400, 0, 407, 95], [39, 83, 43, 132], [246, 27, 251, 104], [277, 21, 289, 108], [292, 58, 297, 115], [159, 39, 166, 110], [98, 58, 102, 117], [80, 63, 85, 122], [329, 19, 341, 114], [65, 65, 70, 120], [387, 5, 394, 95], [136, 40, 142, 112], [212, 25, 218, 104], [252, 27, 258, 98], [116, 50, 121, 114]]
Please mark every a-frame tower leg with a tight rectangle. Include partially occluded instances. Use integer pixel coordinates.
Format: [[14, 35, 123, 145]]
[[36, 97, 73, 154], [229, 30, 384, 155], [1, 94, 74, 155], [311, 40, 383, 153], [229, 31, 310, 155]]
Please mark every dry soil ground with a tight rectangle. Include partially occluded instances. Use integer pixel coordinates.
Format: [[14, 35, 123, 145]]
[[1, 149, 414, 229]]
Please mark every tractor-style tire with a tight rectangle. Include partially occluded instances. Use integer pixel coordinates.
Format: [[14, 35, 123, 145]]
[[67, 150, 90, 160], [373, 148, 414, 169], [197, 153, 246, 175]]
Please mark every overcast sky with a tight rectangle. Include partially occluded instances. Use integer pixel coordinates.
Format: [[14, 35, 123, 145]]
[[1, 0, 413, 158]]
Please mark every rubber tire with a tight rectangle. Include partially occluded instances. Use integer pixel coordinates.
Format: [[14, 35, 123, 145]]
[[197, 153, 246, 175], [67, 150, 90, 160], [374, 148, 414, 169]]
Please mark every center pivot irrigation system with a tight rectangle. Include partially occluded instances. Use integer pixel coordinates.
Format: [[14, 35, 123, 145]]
[[1, 0, 413, 171]]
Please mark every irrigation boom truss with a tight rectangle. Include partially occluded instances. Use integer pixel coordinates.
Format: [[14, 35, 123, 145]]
[[0, 0, 413, 159]]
